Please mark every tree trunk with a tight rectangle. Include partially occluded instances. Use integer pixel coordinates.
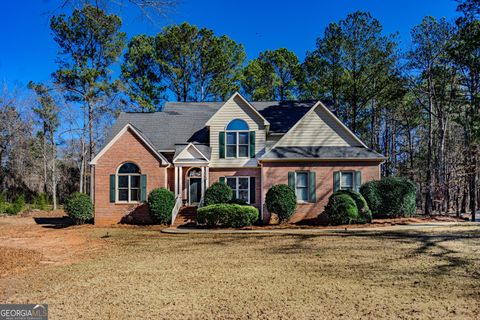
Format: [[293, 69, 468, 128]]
[[424, 77, 434, 216], [51, 136, 57, 210]]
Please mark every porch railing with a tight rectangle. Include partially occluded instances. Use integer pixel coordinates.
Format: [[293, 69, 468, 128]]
[[170, 195, 182, 225]]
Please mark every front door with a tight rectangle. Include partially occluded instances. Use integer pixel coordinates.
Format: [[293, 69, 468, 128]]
[[189, 178, 202, 205]]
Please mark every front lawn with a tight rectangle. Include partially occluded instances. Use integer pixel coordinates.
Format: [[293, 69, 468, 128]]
[[0, 215, 479, 319]]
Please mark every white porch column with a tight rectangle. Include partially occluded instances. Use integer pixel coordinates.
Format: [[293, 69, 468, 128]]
[[201, 166, 205, 199], [205, 166, 209, 189], [174, 166, 178, 196], [179, 166, 183, 200]]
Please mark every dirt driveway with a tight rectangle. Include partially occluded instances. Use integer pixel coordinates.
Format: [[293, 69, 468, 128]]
[[0, 212, 479, 319]]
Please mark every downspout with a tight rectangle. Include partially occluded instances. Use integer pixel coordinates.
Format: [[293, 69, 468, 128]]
[[259, 160, 264, 222]]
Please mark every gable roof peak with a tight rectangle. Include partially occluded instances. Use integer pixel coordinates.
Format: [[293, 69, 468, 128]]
[[204, 92, 271, 127]]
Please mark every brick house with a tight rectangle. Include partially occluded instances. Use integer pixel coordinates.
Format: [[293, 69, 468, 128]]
[[90, 92, 384, 226]]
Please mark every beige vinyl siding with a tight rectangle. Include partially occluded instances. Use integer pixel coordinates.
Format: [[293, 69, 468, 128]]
[[266, 135, 282, 152], [277, 106, 362, 147], [209, 95, 265, 167]]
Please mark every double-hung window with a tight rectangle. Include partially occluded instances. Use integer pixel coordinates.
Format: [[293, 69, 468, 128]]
[[339, 171, 354, 191], [117, 162, 141, 202], [226, 177, 250, 203], [288, 171, 316, 203], [295, 172, 309, 202], [225, 119, 250, 158]]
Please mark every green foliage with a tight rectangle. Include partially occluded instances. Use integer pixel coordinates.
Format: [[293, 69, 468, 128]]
[[33, 193, 49, 211], [204, 182, 233, 206], [265, 184, 297, 222], [50, 5, 126, 144], [360, 177, 417, 218], [197, 204, 258, 228], [153, 22, 245, 102], [228, 198, 248, 205], [148, 188, 175, 224], [241, 48, 301, 101], [0, 193, 6, 214], [6, 195, 26, 215], [334, 190, 372, 223], [121, 34, 164, 112], [325, 192, 360, 225], [65, 192, 93, 224]]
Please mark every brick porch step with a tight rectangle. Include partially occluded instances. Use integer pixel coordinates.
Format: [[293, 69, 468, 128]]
[[172, 206, 197, 228]]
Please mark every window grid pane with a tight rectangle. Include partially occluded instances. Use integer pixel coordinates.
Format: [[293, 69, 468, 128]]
[[296, 173, 308, 187], [226, 132, 237, 144], [341, 172, 353, 189], [296, 187, 308, 202]]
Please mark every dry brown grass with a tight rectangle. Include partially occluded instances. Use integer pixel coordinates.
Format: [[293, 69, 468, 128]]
[[0, 215, 479, 319]]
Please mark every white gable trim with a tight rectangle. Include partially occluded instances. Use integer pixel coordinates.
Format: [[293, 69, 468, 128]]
[[262, 101, 368, 158], [90, 123, 169, 165], [173, 143, 210, 163], [205, 92, 270, 127]]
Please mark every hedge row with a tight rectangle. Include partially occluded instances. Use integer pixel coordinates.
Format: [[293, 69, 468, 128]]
[[197, 204, 259, 228]]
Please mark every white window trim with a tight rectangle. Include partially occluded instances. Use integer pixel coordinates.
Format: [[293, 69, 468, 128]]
[[225, 130, 250, 159], [226, 176, 250, 204], [116, 163, 142, 204], [295, 171, 310, 204], [339, 171, 355, 191]]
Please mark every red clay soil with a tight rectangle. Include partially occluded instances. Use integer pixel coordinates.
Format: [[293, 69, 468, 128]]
[[0, 210, 104, 278]]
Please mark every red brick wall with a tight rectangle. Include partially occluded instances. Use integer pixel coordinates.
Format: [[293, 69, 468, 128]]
[[261, 161, 381, 224], [208, 168, 261, 209], [94, 128, 167, 225]]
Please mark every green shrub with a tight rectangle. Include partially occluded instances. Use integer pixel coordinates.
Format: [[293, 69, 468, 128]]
[[228, 197, 248, 205], [0, 193, 6, 214], [197, 204, 258, 228], [6, 194, 25, 215], [204, 182, 233, 206], [265, 184, 297, 222], [325, 192, 359, 225], [360, 177, 417, 218], [335, 190, 372, 223], [33, 193, 49, 211], [148, 188, 175, 224], [64, 192, 93, 224]]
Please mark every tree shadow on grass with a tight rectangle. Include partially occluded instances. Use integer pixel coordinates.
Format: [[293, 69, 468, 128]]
[[267, 229, 480, 277], [33, 216, 75, 229]]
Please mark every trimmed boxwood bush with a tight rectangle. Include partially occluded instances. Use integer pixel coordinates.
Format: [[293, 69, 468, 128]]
[[148, 188, 175, 224], [265, 184, 297, 222], [335, 190, 372, 223], [360, 177, 416, 218], [197, 204, 258, 228], [65, 192, 93, 224], [204, 182, 233, 206], [325, 192, 360, 225]]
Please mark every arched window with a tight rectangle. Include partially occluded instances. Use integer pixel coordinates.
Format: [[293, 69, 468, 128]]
[[226, 119, 249, 131], [188, 168, 202, 178], [117, 162, 141, 202], [225, 119, 250, 158]]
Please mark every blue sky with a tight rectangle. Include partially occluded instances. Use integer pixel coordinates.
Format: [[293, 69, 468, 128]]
[[0, 0, 459, 89]]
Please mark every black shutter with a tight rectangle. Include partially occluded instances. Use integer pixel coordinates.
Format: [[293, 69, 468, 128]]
[[249, 177, 256, 204], [219, 132, 225, 159], [109, 175, 115, 203]]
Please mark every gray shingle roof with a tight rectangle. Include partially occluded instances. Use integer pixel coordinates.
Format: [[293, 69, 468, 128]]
[[104, 101, 319, 151], [173, 144, 211, 161], [261, 146, 385, 160]]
